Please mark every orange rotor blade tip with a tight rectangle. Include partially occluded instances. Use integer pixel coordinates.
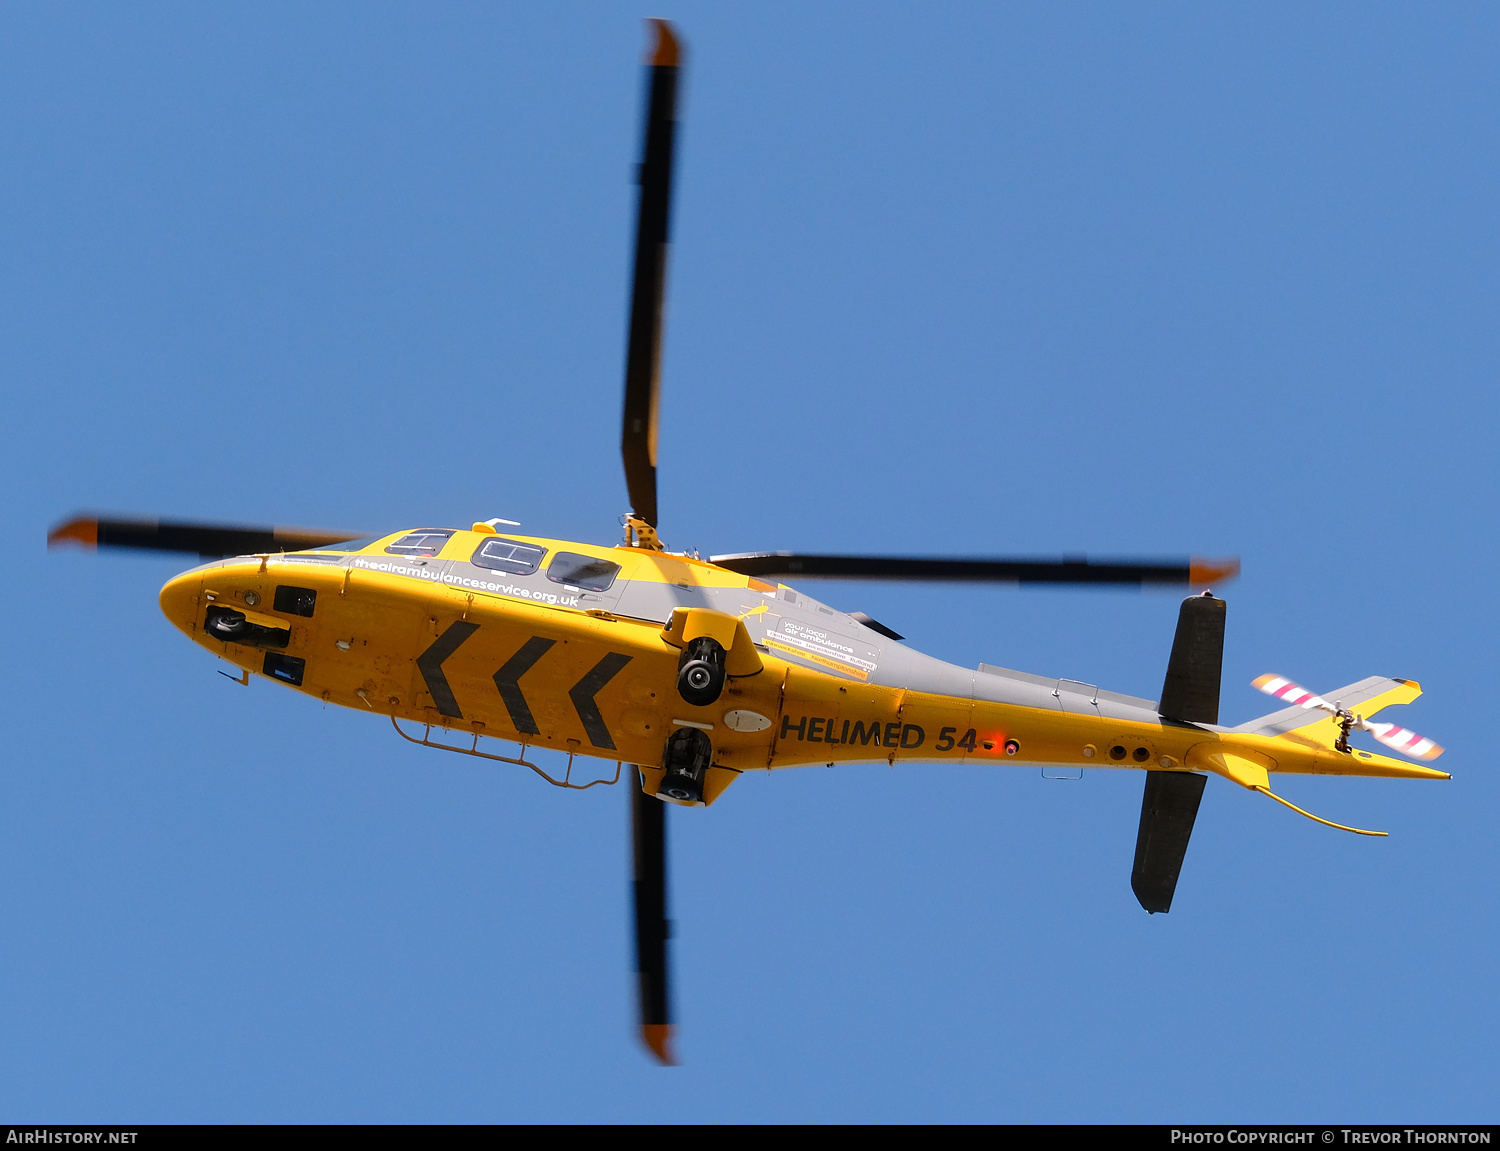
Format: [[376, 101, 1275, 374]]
[[647, 18, 681, 67], [48, 517, 99, 550], [1189, 556, 1241, 587], [641, 1023, 677, 1066]]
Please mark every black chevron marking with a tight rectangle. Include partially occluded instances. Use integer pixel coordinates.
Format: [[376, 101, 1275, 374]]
[[492, 636, 556, 736], [416, 621, 479, 719], [568, 652, 632, 750]]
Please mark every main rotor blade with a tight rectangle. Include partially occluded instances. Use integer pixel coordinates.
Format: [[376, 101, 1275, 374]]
[[631, 768, 674, 1065], [620, 19, 683, 530], [709, 553, 1240, 587], [48, 514, 366, 560]]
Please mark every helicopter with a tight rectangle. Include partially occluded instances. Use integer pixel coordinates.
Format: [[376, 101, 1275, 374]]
[[48, 20, 1447, 1067]]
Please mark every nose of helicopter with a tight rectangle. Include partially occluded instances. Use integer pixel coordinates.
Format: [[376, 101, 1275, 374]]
[[158, 567, 203, 638]]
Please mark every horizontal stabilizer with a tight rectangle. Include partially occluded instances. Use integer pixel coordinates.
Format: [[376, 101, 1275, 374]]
[[1234, 676, 1420, 739]]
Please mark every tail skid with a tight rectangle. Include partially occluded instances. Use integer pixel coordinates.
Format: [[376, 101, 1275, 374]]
[[1184, 744, 1390, 834], [1251, 785, 1387, 837]]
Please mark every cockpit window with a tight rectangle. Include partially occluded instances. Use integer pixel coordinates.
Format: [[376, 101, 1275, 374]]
[[385, 529, 456, 557], [546, 552, 620, 592], [471, 537, 547, 575]]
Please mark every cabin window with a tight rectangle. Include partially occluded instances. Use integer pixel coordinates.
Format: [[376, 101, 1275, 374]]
[[471, 538, 547, 576], [263, 652, 306, 686], [546, 552, 620, 592], [385, 529, 456, 557], [273, 585, 317, 617]]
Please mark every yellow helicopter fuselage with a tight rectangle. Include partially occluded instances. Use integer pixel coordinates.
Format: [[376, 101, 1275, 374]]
[[158, 526, 1445, 806]]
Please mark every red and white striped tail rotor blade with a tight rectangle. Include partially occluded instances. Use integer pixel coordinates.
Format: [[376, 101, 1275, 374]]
[[1252, 674, 1333, 711], [1364, 721, 1445, 762]]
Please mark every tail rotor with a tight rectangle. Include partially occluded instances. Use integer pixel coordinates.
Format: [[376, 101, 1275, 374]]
[[1252, 674, 1445, 761]]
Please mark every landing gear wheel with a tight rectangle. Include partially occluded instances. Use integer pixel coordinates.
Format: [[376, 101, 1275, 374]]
[[206, 608, 249, 639], [676, 637, 726, 707], [659, 727, 712, 803]]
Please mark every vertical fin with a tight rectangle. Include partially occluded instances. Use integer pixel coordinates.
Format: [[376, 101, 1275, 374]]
[[1158, 593, 1226, 725]]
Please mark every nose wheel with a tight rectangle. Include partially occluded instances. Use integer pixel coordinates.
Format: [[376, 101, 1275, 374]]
[[675, 636, 726, 707], [205, 608, 249, 639]]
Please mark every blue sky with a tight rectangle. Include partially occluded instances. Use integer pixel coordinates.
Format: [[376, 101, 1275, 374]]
[[5, 2, 1497, 1122]]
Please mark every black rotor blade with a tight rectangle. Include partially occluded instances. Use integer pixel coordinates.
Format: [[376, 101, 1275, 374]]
[[620, 19, 683, 530], [48, 514, 367, 560], [708, 552, 1239, 587], [631, 768, 674, 1065]]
